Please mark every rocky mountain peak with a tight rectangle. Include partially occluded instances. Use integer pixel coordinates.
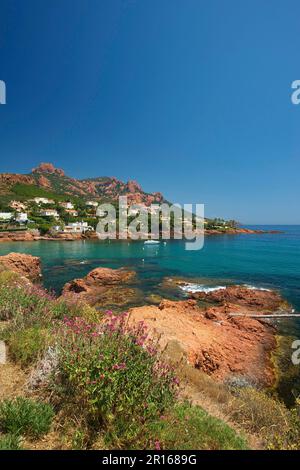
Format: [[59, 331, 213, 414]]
[[31, 162, 65, 177]]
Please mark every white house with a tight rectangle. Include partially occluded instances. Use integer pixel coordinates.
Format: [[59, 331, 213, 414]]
[[60, 201, 74, 210], [15, 212, 28, 223], [33, 197, 55, 205], [65, 209, 78, 217], [0, 212, 13, 221], [40, 209, 59, 219], [55, 221, 92, 234], [86, 201, 99, 207]]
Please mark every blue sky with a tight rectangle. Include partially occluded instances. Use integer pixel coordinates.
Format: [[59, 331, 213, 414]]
[[0, 0, 300, 224]]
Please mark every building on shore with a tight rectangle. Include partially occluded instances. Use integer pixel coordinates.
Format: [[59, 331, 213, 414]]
[[40, 209, 59, 219], [60, 201, 75, 210], [15, 212, 28, 223], [65, 209, 78, 217], [33, 197, 55, 205], [86, 201, 99, 207], [0, 212, 13, 221], [54, 221, 93, 234]]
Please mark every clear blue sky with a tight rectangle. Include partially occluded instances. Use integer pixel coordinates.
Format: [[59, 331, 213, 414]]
[[0, 0, 300, 224]]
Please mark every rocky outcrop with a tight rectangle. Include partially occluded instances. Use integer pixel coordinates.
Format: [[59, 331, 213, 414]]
[[189, 285, 288, 312], [128, 296, 278, 386], [0, 252, 41, 281], [62, 266, 140, 308], [32, 162, 65, 177], [0, 230, 40, 243], [0, 173, 35, 188], [128, 284, 291, 386], [204, 228, 282, 235]]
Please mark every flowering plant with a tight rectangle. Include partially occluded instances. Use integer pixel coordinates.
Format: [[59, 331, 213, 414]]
[[55, 311, 178, 446]]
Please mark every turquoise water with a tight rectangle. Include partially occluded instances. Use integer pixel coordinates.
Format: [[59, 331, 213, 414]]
[[0, 226, 299, 315]]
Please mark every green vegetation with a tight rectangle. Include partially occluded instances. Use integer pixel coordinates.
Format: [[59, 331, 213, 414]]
[[0, 397, 54, 439], [0, 434, 23, 450], [7, 326, 50, 367], [56, 314, 177, 448], [145, 402, 248, 450], [0, 271, 248, 450], [2, 270, 300, 450], [12, 183, 65, 201]]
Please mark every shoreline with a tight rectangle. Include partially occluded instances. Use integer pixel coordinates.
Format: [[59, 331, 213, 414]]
[[0, 228, 283, 243]]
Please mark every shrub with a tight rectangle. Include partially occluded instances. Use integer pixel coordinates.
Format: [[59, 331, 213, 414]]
[[0, 434, 23, 450], [0, 281, 55, 325], [227, 387, 291, 439], [28, 346, 59, 390], [145, 402, 248, 450], [6, 326, 51, 366], [54, 313, 178, 447], [0, 397, 54, 439]]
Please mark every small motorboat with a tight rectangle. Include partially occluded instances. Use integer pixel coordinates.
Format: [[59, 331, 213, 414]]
[[144, 240, 160, 245]]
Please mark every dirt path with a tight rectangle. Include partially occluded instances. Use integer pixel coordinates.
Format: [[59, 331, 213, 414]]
[[0, 362, 27, 400]]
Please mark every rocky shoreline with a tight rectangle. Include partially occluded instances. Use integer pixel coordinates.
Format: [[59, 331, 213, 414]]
[[0, 252, 290, 389], [0, 227, 282, 243], [58, 260, 289, 388]]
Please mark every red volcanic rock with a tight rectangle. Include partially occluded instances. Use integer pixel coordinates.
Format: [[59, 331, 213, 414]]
[[32, 162, 65, 177], [191, 285, 286, 312], [84, 267, 135, 286], [0, 252, 41, 281], [62, 266, 137, 307], [126, 180, 142, 193], [128, 297, 278, 386], [0, 230, 40, 243], [0, 174, 35, 186], [37, 175, 51, 188]]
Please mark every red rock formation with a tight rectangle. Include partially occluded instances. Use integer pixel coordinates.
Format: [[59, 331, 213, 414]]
[[37, 175, 51, 188], [32, 162, 65, 177], [62, 266, 138, 306], [0, 252, 41, 281], [0, 173, 35, 186], [0, 230, 40, 243], [190, 285, 287, 312], [126, 180, 142, 193], [128, 296, 279, 386]]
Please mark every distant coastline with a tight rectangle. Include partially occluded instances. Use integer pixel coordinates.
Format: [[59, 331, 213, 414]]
[[0, 227, 283, 243]]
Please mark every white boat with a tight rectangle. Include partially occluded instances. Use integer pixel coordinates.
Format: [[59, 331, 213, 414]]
[[144, 240, 160, 245]]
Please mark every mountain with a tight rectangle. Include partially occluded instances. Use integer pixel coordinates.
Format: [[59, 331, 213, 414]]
[[0, 163, 165, 206]]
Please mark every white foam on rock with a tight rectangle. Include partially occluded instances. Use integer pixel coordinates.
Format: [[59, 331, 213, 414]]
[[179, 283, 272, 294], [179, 284, 226, 294]]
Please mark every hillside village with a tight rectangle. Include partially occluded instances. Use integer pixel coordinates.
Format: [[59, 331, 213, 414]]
[[0, 197, 99, 235], [0, 163, 239, 238]]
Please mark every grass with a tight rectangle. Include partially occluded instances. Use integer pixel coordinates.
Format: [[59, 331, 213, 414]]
[[145, 402, 248, 450], [7, 326, 50, 367], [0, 397, 54, 439], [227, 387, 291, 438], [0, 433, 23, 450]]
